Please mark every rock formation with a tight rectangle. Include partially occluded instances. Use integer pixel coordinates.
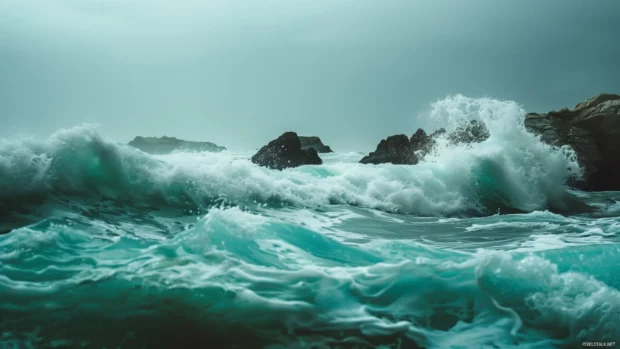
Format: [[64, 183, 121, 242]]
[[359, 134, 418, 165], [360, 121, 489, 165], [447, 120, 490, 145], [252, 132, 323, 170], [299, 136, 333, 153], [525, 93, 620, 191], [410, 129, 433, 154], [128, 136, 225, 154], [410, 128, 447, 160]]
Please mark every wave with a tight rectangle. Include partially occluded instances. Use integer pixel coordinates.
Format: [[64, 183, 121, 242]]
[[0, 96, 588, 217], [1, 207, 617, 348]]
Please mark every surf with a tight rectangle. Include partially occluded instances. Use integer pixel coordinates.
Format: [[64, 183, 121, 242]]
[[0, 97, 588, 221], [1, 207, 618, 348], [1, 96, 617, 348]]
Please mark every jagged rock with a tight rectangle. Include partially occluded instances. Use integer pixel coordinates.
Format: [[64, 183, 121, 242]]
[[447, 120, 490, 145], [525, 93, 620, 190], [361, 124, 485, 165], [299, 136, 333, 153], [410, 129, 432, 152], [431, 128, 447, 137], [360, 134, 418, 165], [252, 132, 322, 170], [409, 128, 447, 160], [128, 136, 225, 154]]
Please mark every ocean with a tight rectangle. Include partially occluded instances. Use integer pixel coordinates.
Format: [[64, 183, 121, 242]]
[[1, 96, 618, 348]]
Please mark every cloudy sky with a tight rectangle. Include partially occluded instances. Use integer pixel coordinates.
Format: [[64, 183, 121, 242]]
[[1, 0, 619, 151]]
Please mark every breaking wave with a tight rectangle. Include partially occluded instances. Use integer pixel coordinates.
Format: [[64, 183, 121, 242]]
[[0, 96, 585, 218]]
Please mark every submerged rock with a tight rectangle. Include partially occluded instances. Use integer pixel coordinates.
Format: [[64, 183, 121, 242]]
[[299, 136, 333, 153], [128, 136, 225, 154], [252, 132, 322, 170], [525, 93, 620, 190], [359, 134, 418, 165]]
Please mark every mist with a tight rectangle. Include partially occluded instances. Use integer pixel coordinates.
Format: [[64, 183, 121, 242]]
[[1, 0, 619, 151]]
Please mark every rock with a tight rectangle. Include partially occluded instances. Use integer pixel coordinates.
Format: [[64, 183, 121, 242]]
[[360, 125, 478, 165], [525, 93, 620, 190], [251, 132, 322, 170], [360, 134, 418, 165], [409, 128, 447, 160], [410, 129, 432, 152], [299, 136, 333, 153], [360, 121, 488, 165], [431, 128, 447, 137], [409, 129, 435, 161], [447, 120, 490, 145], [128, 136, 225, 154]]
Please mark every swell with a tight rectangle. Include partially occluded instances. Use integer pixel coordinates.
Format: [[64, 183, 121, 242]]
[[0, 96, 588, 220], [1, 208, 618, 348]]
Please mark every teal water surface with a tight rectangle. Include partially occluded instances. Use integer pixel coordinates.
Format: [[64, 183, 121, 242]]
[[1, 97, 619, 348]]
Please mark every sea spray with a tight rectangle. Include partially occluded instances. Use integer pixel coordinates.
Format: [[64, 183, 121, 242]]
[[0, 97, 583, 217], [0, 96, 617, 348], [420, 95, 582, 213]]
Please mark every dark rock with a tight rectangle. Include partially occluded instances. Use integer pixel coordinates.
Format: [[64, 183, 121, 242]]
[[360, 134, 418, 165], [447, 120, 490, 145], [361, 124, 481, 165], [525, 93, 620, 191], [128, 136, 225, 154], [251, 132, 322, 170], [299, 136, 333, 153], [409, 129, 436, 161], [360, 121, 488, 165], [410, 129, 431, 151], [431, 128, 447, 137], [409, 128, 449, 159]]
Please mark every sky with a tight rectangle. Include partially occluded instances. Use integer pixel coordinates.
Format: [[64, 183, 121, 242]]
[[1, 0, 619, 151]]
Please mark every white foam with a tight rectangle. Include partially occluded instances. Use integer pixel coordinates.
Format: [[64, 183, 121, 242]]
[[0, 96, 582, 217]]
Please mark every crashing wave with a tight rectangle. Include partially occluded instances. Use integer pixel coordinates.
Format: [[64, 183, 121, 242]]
[[0, 96, 587, 217]]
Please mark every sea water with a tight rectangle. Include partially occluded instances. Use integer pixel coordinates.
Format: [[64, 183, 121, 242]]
[[1, 96, 618, 348]]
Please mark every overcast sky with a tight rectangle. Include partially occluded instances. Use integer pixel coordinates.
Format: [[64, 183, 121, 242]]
[[1, 0, 619, 151]]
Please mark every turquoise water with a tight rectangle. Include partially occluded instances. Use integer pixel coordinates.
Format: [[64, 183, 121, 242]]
[[2, 200, 619, 348], [1, 97, 619, 348]]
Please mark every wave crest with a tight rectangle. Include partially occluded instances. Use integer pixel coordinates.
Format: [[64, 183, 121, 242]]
[[0, 96, 587, 217]]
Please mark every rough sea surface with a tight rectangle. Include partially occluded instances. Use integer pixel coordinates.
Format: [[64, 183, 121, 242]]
[[1, 96, 618, 348]]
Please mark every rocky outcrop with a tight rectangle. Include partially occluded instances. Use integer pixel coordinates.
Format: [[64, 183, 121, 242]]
[[128, 136, 225, 154], [252, 132, 322, 170], [525, 93, 620, 191], [410, 128, 447, 160], [299, 136, 333, 153], [448, 120, 490, 145], [360, 122, 489, 165], [360, 134, 418, 165], [410, 129, 433, 154]]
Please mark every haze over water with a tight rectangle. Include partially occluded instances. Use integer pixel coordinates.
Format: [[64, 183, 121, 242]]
[[1, 0, 620, 151], [1, 1, 619, 348]]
